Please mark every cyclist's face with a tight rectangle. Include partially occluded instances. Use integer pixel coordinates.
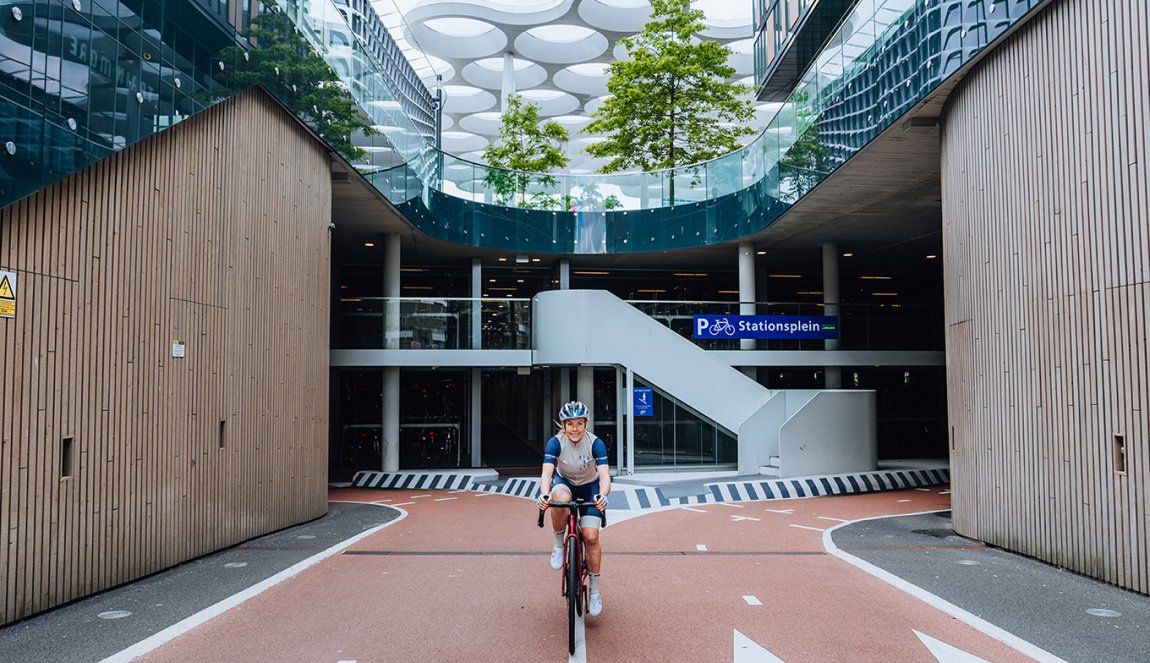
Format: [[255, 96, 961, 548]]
[[564, 418, 587, 440]]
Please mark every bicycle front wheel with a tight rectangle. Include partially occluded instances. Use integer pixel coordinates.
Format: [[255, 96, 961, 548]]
[[567, 536, 579, 654]]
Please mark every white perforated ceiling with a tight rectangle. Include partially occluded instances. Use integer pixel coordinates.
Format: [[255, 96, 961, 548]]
[[370, 0, 780, 173]]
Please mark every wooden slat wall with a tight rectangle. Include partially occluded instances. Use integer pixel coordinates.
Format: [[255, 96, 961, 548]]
[[0, 89, 331, 624], [942, 0, 1149, 593]]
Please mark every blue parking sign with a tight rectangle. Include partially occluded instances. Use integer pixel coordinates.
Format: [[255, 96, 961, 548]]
[[633, 388, 654, 417]]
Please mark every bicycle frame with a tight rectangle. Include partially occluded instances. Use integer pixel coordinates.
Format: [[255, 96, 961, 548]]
[[537, 499, 602, 654]]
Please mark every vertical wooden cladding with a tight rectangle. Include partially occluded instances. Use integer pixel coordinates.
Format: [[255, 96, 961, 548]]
[[942, 0, 1149, 593], [0, 89, 331, 624]]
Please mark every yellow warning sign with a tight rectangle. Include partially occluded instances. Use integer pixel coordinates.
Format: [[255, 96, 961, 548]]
[[0, 270, 15, 319]]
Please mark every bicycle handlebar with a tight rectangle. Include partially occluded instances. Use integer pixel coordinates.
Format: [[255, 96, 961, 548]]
[[536, 499, 606, 528]]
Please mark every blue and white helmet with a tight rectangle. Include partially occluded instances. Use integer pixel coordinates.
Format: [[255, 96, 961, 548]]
[[558, 400, 590, 422]]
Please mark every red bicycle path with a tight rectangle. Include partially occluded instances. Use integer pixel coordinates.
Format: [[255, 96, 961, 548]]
[[137, 486, 1037, 662]]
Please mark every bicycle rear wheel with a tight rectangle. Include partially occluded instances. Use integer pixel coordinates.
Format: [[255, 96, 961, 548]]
[[567, 536, 579, 655]]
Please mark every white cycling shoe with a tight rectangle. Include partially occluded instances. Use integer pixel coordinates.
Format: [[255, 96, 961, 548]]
[[588, 593, 602, 617], [549, 546, 564, 570]]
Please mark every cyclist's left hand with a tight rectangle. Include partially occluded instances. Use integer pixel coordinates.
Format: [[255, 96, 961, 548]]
[[594, 493, 608, 512]]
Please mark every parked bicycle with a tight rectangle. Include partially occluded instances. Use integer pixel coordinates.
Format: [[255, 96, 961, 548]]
[[537, 498, 606, 655]]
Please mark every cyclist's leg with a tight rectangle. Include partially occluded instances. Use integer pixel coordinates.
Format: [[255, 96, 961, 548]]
[[570, 480, 603, 574], [549, 475, 574, 533]]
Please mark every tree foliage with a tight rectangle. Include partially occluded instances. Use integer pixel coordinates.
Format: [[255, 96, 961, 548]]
[[482, 94, 570, 209], [779, 91, 834, 197], [214, 0, 377, 161], [582, 0, 756, 175]]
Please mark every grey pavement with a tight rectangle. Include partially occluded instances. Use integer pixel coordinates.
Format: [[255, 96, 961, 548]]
[[833, 511, 1150, 663]]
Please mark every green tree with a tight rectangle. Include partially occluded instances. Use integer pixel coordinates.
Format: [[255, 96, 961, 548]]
[[582, 0, 756, 201], [214, 0, 377, 161], [483, 94, 571, 209], [779, 91, 834, 197]]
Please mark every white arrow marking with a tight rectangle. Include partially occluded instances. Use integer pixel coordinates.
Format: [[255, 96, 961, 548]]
[[696, 544, 708, 551], [914, 630, 991, 662], [731, 515, 761, 522], [733, 629, 785, 662], [765, 508, 795, 514]]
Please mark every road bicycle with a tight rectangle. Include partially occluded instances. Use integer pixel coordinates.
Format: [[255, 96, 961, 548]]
[[537, 499, 606, 655]]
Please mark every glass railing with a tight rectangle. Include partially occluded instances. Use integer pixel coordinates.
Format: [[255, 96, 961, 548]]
[[333, 297, 532, 350], [1, 0, 1045, 226], [333, 296, 941, 352], [278, 0, 1044, 214]]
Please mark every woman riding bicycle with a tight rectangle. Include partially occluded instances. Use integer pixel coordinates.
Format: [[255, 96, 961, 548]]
[[536, 400, 611, 617]]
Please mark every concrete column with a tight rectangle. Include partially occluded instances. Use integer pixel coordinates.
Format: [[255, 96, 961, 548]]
[[822, 242, 841, 389], [577, 366, 594, 423], [558, 258, 571, 406], [501, 52, 515, 112], [382, 234, 401, 471], [470, 368, 482, 467], [738, 242, 757, 378], [557, 259, 570, 290], [471, 258, 482, 349]]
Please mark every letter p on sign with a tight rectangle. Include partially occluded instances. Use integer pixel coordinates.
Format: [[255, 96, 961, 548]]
[[695, 317, 709, 336]]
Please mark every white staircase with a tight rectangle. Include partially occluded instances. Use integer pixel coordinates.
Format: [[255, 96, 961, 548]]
[[532, 290, 877, 477]]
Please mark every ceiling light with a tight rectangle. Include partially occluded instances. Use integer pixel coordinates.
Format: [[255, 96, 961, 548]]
[[364, 242, 375, 247], [768, 274, 802, 279], [516, 255, 529, 264], [859, 276, 892, 280], [926, 254, 937, 259], [673, 273, 708, 277], [498, 257, 507, 262], [872, 292, 898, 296], [842, 252, 854, 257], [756, 251, 766, 255], [531, 258, 541, 263], [574, 271, 609, 275]]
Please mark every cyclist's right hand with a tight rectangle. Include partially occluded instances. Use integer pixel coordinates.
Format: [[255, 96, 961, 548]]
[[536, 493, 550, 511]]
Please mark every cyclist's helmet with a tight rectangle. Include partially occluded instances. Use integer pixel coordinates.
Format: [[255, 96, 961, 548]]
[[558, 400, 590, 422]]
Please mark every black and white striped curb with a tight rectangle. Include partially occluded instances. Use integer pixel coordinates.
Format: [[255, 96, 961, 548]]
[[349, 468, 950, 510]]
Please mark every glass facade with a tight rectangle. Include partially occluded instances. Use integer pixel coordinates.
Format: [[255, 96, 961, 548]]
[[633, 377, 738, 469]]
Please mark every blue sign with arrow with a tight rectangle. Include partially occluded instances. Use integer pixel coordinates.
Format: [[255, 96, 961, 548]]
[[633, 387, 653, 417]]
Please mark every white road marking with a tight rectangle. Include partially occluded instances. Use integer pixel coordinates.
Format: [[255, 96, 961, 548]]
[[731, 515, 761, 522], [717, 502, 745, 508], [434, 497, 457, 502], [570, 611, 588, 663], [823, 512, 1068, 663], [696, 544, 708, 551], [372, 499, 393, 503], [448, 490, 468, 494], [897, 499, 912, 503], [99, 503, 410, 663], [733, 629, 785, 662], [742, 596, 762, 606], [914, 630, 991, 662], [765, 508, 795, 515], [682, 507, 707, 513], [788, 524, 825, 532], [818, 516, 850, 523], [392, 502, 415, 507], [916, 488, 932, 492], [939, 490, 951, 495], [410, 494, 432, 499]]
